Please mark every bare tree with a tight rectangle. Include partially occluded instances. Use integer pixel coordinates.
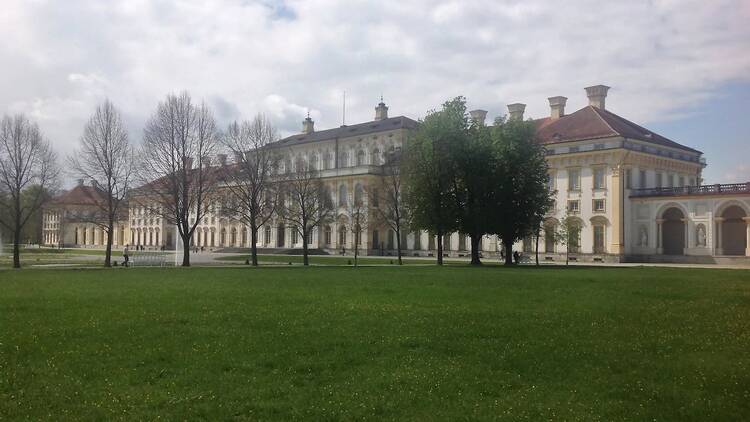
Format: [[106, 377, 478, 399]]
[[68, 100, 133, 267], [277, 155, 334, 266], [137, 92, 219, 266], [0, 114, 59, 268], [344, 184, 368, 267], [371, 150, 410, 265], [219, 115, 280, 266]]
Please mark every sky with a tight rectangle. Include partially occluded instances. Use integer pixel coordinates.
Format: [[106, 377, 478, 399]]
[[1, 0, 749, 185]]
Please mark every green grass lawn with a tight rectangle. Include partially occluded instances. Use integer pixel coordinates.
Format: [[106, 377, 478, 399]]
[[2, 266, 749, 420], [216, 253, 450, 265]]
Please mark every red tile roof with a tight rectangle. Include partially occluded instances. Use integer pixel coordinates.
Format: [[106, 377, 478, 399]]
[[534, 106, 701, 154], [48, 185, 107, 206]]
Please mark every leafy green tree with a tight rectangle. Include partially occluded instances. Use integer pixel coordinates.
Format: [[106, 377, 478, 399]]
[[453, 112, 497, 265], [490, 117, 551, 266], [404, 98, 463, 265]]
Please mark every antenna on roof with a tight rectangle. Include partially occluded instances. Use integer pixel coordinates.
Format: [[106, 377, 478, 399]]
[[342, 90, 346, 126]]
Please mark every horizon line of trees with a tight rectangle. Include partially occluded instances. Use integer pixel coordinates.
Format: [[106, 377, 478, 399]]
[[1, 92, 555, 269]]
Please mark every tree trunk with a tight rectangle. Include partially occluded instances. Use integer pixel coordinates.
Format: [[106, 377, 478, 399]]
[[535, 232, 540, 266], [395, 227, 403, 265], [302, 239, 309, 266], [182, 233, 191, 266], [104, 218, 114, 267], [354, 230, 359, 267], [504, 238, 514, 266], [13, 224, 21, 269], [470, 234, 482, 265], [250, 225, 258, 266], [436, 231, 443, 266]]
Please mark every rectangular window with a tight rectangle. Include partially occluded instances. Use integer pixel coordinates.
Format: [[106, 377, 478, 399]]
[[679, 176, 685, 187], [639, 170, 646, 188], [291, 228, 298, 244], [567, 200, 580, 214], [593, 226, 605, 254], [593, 168, 606, 190], [668, 174, 674, 188], [690, 177, 696, 186], [568, 169, 581, 191], [593, 199, 606, 212], [594, 143, 605, 150], [625, 169, 632, 189], [264, 226, 271, 244], [547, 172, 555, 190], [656, 172, 663, 188], [569, 146, 579, 153]]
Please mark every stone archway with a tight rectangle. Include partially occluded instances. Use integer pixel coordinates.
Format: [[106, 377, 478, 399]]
[[720, 205, 747, 255], [662, 207, 685, 255]]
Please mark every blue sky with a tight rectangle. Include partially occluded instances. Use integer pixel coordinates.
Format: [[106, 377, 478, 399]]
[[649, 82, 750, 183], [0, 0, 748, 186]]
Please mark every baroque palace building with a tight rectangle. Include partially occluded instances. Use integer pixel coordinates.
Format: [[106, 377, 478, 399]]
[[43, 85, 750, 262]]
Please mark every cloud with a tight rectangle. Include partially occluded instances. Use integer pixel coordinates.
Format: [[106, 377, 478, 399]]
[[0, 0, 748, 171]]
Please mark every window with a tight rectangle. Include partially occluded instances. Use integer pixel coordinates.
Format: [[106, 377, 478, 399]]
[[291, 228, 298, 244], [264, 226, 271, 244], [690, 177, 696, 186], [338, 151, 348, 168], [338, 226, 347, 246], [547, 172, 555, 190], [593, 198, 606, 212], [324, 152, 333, 170], [338, 185, 348, 207], [656, 172, 663, 188], [568, 169, 581, 191], [371, 188, 379, 207], [567, 200, 580, 214], [625, 169, 632, 189], [354, 184, 364, 206], [593, 225, 605, 254], [667, 173, 674, 188], [372, 149, 380, 165], [356, 150, 365, 166], [593, 168, 606, 190], [569, 146, 579, 153], [594, 143, 605, 150], [308, 229, 314, 245], [324, 226, 332, 245], [310, 154, 318, 170], [679, 176, 685, 187], [639, 170, 647, 188]]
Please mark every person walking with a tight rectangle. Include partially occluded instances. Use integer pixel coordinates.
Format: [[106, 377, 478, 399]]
[[123, 244, 130, 267]]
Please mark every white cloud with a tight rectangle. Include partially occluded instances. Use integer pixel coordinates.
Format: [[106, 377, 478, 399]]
[[0, 0, 748, 168]]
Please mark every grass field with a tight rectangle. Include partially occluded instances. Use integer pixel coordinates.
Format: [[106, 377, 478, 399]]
[[2, 266, 750, 420]]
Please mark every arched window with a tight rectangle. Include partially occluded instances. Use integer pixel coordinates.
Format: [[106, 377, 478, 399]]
[[310, 154, 318, 170], [338, 225, 347, 247], [285, 158, 292, 173], [339, 151, 348, 168], [356, 150, 365, 166], [372, 148, 380, 165], [324, 152, 333, 170], [338, 184, 348, 207], [324, 225, 332, 245], [354, 184, 364, 206]]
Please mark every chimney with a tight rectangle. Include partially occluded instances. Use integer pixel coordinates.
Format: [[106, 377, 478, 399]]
[[217, 154, 228, 166], [469, 109, 488, 125], [507, 103, 526, 121], [548, 96, 567, 119], [375, 97, 389, 121], [585, 85, 610, 109], [77, 178, 85, 187], [302, 114, 314, 134], [183, 157, 194, 169]]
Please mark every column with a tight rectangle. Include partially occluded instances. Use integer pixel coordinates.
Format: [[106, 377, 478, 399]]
[[744, 217, 750, 257], [655, 219, 664, 254], [609, 165, 624, 254], [682, 218, 689, 255], [715, 217, 724, 255]]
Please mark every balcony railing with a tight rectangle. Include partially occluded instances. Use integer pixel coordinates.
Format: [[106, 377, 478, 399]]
[[630, 182, 750, 198]]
